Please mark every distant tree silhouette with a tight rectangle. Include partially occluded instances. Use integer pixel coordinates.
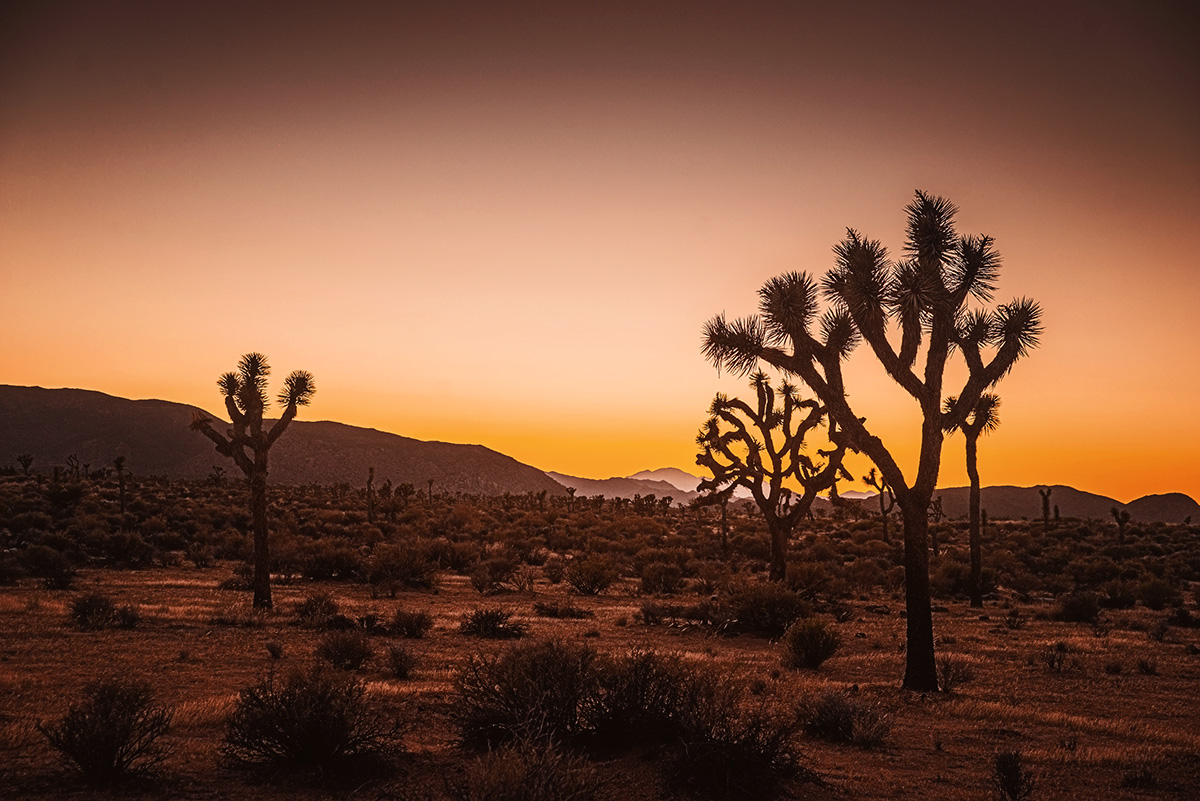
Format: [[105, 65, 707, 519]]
[[189, 353, 315, 609], [113, 456, 127, 518], [945, 393, 1001, 607], [702, 191, 1042, 690], [366, 467, 376, 524], [696, 370, 852, 581], [1038, 487, 1053, 532], [17, 453, 33, 475], [1111, 506, 1131, 545], [862, 467, 896, 543]]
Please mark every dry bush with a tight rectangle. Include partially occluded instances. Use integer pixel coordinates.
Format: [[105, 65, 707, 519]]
[[450, 739, 601, 801], [563, 555, 618, 596], [937, 654, 976, 692], [222, 665, 396, 776], [385, 643, 417, 680], [459, 607, 527, 639], [801, 690, 890, 749], [315, 630, 375, 671], [779, 618, 841, 670], [38, 678, 172, 784], [993, 749, 1036, 800], [390, 607, 434, 638]]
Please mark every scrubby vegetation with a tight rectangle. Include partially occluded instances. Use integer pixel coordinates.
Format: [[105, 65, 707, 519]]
[[1, 466, 1199, 799]]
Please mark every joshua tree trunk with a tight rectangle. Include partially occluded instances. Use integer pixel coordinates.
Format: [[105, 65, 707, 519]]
[[966, 435, 983, 607], [249, 466, 271, 609], [900, 498, 938, 690]]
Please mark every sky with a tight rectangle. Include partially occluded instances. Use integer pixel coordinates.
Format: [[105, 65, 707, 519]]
[[2, 1, 1198, 502]]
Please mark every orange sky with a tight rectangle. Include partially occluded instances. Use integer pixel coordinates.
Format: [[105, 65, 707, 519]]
[[2, 2, 1198, 502]]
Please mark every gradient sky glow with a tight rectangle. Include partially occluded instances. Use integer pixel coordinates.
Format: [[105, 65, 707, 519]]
[[2, 1, 1198, 501]]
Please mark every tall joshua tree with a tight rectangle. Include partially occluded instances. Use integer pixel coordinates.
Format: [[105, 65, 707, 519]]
[[189, 353, 315, 609], [702, 191, 1042, 690], [696, 370, 852, 581], [862, 467, 896, 544], [944, 393, 1001, 607]]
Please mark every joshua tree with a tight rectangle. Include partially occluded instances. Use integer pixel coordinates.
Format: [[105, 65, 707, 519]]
[[1038, 487, 1053, 532], [944, 392, 1001, 607], [1111, 506, 1131, 545], [702, 191, 1042, 690], [17, 453, 33, 475], [189, 352, 315, 609], [113, 455, 127, 518], [565, 486, 577, 513], [862, 467, 896, 543], [366, 467, 376, 524], [696, 370, 852, 581]]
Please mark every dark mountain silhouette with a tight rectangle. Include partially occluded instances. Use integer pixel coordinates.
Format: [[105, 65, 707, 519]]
[[929, 484, 1198, 524], [1124, 493, 1199, 524], [547, 471, 698, 505], [0, 385, 565, 495], [627, 467, 702, 492]]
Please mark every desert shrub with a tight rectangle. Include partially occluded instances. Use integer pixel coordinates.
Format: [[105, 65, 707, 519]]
[[450, 739, 601, 801], [1038, 641, 1080, 673], [104, 532, 155, 568], [779, 618, 841, 670], [302, 539, 363, 581], [587, 649, 688, 749], [38, 678, 172, 784], [667, 672, 805, 799], [937, 654, 975, 692], [564, 555, 618, 596], [470, 556, 518, 594], [21, 544, 76, 589], [1138, 577, 1181, 611], [992, 749, 1036, 800], [294, 591, 339, 627], [460, 607, 527, 639], [542, 555, 566, 584], [0, 552, 22, 585], [366, 542, 438, 595], [453, 639, 597, 748], [723, 581, 811, 637], [389, 607, 434, 638], [1052, 591, 1100, 623], [385, 644, 417, 680], [641, 562, 684, 595], [1098, 580, 1137, 609], [222, 665, 395, 775], [265, 641, 285, 660], [533, 599, 594, 619], [1103, 659, 1123, 675], [315, 630, 375, 671], [70, 592, 117, 631], [801, 690, 890, 748], [1136, 657, 1158, 675]]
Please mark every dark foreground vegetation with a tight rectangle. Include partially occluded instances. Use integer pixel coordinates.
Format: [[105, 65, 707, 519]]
[[2, 467, 1200, 799]]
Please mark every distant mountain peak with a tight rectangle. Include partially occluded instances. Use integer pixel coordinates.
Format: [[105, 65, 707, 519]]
[[626, 467, 702, 493]]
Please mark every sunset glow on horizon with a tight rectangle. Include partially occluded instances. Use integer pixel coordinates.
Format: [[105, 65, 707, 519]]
[[2, 2, 1197, 502]]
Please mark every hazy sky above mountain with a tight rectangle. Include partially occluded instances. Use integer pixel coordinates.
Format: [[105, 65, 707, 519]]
[[2, 1, 1197, 500]]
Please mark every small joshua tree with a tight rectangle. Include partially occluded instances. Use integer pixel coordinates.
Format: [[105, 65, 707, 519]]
[[1111, 507, 1131, 545], [696, 371, 852, 581], [945, 393, 1000, 607], [1038, 487, 1052, 532], [190, 353, 315, 609], [113, 455, 127, 518], [862, 467, 896, 543], [17, 453, 34, 475]]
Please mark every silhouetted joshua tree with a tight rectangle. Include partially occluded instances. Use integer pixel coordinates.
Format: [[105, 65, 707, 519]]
[[18, 453, 33, 475], [944, 392, 1001, 607], [696, 371, 852, 581], [862, 467, 896, 543], [366, 467, 376, 524], [1038, 487, 1053, 532], [702, 191, 1042, 690], [189, 352, 315, 609], [1111, 506, 1131, 545], [113, 456, 127, 518]]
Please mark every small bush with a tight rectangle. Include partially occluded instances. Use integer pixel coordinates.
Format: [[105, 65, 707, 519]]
[[641, 562, 684, 595], [366, 542, 439, 594], [780, 618, 841, 670], [451, 739, 601, 801], [542, 555, 566, 584], [1138, 577, 1180, 611], [294, 591, 339, 627], [316, 630, 375, 671], [937, 654, 975, 692], [460, 607, 527, 639], [1103, 659, 1123, 675], [563, 555, 618, 596], [724, 581, 811, 637], [385, 644, 417, 680], [38, 678, 172, 784], [993, 749, 1035, 800], [470, 556, 518, 595], [453, 639, 597, 748], [802, 690, 890, 748], [223, 666, 396, 776], [1136, 657, 1158, 675], [70, 592, 117, 631], [533, 599, 594, 619], [22, 544, 76, 589], [1052, 591, 1100, 623], [390, 608, 434, 638], [1038, 641, 1080, 673]]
